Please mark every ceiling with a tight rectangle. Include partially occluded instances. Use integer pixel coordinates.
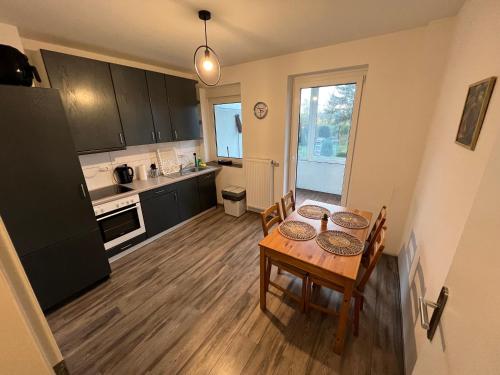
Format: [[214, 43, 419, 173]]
[[0, 0, 465, 72]]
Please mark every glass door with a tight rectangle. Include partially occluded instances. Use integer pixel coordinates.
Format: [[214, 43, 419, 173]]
[[289, 71, 365, 206]]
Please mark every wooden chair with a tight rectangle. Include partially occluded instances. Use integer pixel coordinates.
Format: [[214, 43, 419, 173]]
[[280, 190, 296, 219], [260, 203, 308, 312], [306, 226, 386, 336], [361, 206, 386, 267]]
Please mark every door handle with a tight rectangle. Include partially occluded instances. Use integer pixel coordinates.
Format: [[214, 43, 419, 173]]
[[157, 131, 161, 141], [119, 132, 125, 145], [80, 184, 87, 199], [151, 131, 156, 142], [418, 286, 449, 341], [174, 130, 178, 140]]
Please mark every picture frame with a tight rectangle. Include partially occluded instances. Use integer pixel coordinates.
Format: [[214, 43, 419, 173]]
[[455, 76, 496, 150]]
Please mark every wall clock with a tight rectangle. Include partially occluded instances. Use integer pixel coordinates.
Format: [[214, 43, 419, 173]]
[[254, 102, 268, 119]]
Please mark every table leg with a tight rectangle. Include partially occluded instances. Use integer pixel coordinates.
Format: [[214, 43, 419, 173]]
[[334, 281, 354, 354], [260, 248, 267, 311]]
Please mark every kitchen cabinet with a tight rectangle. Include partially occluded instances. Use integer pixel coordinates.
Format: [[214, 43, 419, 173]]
[[21, 228, 110, 310], [110, 64, 156, 146], [176, 178, 201, 221], [41, 50, 125, 154], [146, 71, 174, 143], [140, 187, 180, 238], [164, 75, 201, 141], [0, 86, 111, 311], [198, 172, 217, 211]]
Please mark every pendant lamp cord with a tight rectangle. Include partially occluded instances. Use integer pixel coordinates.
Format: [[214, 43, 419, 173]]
[[204, 19, 208, 47]]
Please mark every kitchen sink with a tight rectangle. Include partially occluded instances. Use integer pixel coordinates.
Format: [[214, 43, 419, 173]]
[[165, 167, 203, 179]]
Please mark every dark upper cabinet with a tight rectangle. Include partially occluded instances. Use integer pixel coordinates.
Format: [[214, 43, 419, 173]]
[[140, 188, 180, 238], [176, 178, 201, 221], [41, 50, 125, 154], [164, 75, 201, 141], [198, 172, 217, 212], [146, 71, 174, 143], [110, 64, 156, 146]]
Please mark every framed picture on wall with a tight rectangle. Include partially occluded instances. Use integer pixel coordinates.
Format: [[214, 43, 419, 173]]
[[455, 76, 496, 150]]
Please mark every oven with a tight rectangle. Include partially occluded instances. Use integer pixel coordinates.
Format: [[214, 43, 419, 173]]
[[94, 194, 145, 251]]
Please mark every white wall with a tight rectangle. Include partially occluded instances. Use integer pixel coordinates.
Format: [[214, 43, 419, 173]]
[[0, 22, 24, 52], [216, 19, 454, 254], [398, 0, 500, 372]]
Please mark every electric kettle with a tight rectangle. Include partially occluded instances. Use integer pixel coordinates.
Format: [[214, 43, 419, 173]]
[[114, 164, 134, 184]]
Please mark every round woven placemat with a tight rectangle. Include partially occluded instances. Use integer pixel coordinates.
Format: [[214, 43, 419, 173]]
[[316, 230, 363, 256], [278, 221, 317, 241], [331, 211, 369, 229], [297, 205, 330, 220]]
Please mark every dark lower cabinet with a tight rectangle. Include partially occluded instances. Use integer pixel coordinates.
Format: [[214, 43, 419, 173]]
[[20, 229, 111, 311], [176, 178, 201, 221], [140, 189, 180, 238], [198, 173, 217, 211], [140, 172, 216, 239]]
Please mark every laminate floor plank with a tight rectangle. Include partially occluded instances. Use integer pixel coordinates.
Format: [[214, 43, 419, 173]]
[[47, 207, 404, 375]]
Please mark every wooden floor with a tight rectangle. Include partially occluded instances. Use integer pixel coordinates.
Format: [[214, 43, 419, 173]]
[[296, 188, 341, 206], [47, 207, 404, 375]]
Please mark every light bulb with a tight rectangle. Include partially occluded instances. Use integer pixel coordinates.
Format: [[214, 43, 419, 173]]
[[202, 59, 213, 71]]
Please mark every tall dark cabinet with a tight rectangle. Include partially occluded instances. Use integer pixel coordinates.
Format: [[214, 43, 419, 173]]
[[164, 75, 201, 141], [41, 50, 125, 154], [0, 85, 111, 311]]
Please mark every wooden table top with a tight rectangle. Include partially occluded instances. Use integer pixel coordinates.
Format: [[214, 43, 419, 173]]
[[259, 199, 373, 282]]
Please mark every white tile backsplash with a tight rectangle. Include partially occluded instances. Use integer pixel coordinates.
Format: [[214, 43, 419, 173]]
[[81, 140, 203, 191]]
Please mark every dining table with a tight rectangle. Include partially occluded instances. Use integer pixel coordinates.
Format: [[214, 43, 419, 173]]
[[258, 199, 373, 354]]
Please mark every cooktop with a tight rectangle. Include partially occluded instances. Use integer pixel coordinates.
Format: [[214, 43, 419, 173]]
[[89, 185, 134, 202]]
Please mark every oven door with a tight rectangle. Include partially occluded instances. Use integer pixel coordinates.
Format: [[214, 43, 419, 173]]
[[96, 203, 145, 250]]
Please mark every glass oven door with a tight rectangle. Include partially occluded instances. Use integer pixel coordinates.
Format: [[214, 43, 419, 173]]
[[96, 204, 145, 250]]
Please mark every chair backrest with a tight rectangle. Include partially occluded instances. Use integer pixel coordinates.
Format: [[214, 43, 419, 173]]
[[365, 206, 387, 256], [260, 203, 283, 236], [357, 225, 386, 292], [281, 190, 296, 219]]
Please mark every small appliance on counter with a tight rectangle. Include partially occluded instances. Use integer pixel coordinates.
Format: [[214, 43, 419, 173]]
[[114, 164, 134, 184], [0, 44, 41, 86]]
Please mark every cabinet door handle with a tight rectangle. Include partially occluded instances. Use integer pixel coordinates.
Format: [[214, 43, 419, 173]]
[[174, 192, 178, 201], [151, 131, 156, 142], [174, 130, 178, 140], [119, 133, 125, 145], [155, 189, 165, 194], [80, 184, 87, 199], [157, 131, 161, 141]]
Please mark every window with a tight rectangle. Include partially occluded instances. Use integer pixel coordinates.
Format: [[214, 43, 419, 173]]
[[213, 102, 243, 159], [298, 84, 356, 164]]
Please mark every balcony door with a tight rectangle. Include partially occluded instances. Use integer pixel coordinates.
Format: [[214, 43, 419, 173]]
[[289, 70, 365, 206]]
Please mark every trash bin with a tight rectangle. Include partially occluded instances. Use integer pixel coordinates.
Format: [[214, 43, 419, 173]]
[[222, 186, 246, 217]]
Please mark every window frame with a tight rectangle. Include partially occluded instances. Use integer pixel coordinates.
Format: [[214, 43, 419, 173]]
[[209, 95, 243, 160]]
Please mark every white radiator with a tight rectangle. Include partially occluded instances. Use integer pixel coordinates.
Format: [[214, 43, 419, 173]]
[[244, 158, 274, 211]]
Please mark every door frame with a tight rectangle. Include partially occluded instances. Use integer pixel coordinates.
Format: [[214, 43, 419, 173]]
[[288, 69, 366, 206]]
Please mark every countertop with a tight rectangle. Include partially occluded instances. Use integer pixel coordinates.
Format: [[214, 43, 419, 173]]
[[91, 165, 221, 206]]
